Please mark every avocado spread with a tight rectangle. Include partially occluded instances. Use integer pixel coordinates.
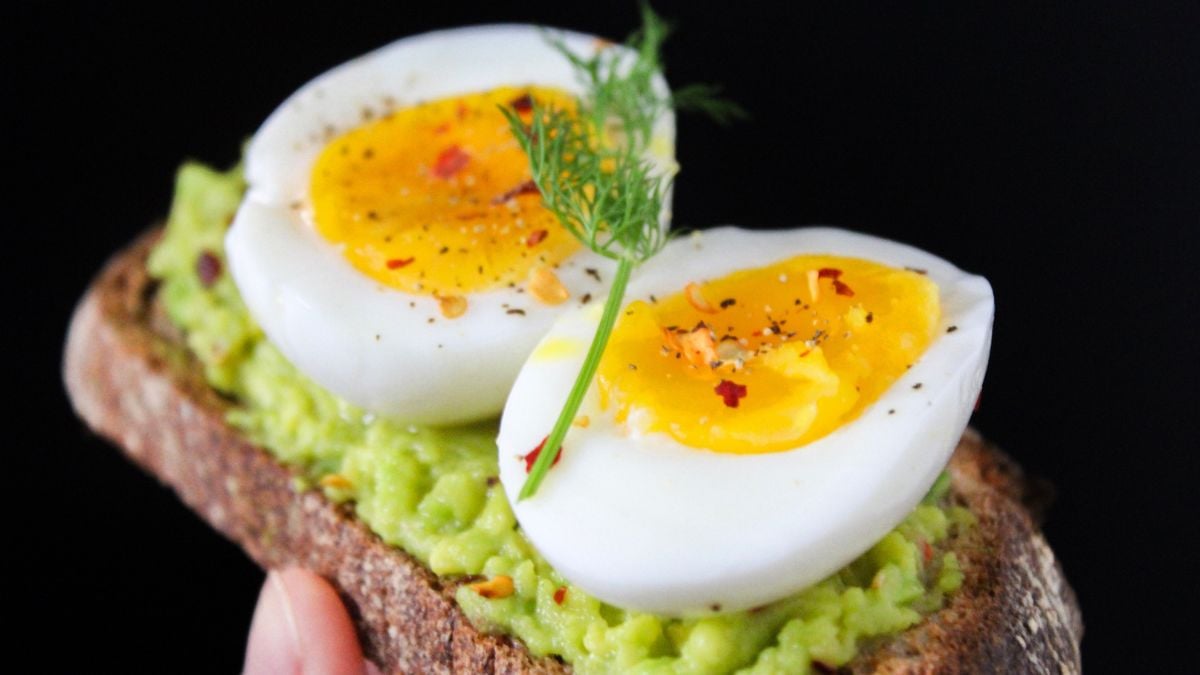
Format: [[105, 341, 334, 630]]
[[149, 162, 973, 674]]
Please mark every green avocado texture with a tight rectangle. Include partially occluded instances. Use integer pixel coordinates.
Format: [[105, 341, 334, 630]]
[[148, 161, 973, 675]]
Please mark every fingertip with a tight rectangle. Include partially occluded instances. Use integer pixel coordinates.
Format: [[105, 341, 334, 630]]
[[244, 568, 367, 675]]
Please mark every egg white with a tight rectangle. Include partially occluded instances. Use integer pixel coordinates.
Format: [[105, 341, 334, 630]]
[[497, 227, 994, 615], [226, 26, 676, 425]]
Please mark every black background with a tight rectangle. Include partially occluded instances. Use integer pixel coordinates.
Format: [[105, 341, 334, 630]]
[[11, 2, 1197, 672]]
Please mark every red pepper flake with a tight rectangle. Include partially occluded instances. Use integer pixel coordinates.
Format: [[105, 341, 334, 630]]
[[523, 436, 561, 473], [196, 250, 221, 288], [433, 122, 450, 135], [432, 145, 470, 179], [553, 587, 567, 605], [492, 180, 540, 205], [525, 229, 549, 247], [386, 257, 415, 269], [922, 539, 934, 564], [510, 93, 534, 113], [714, 379, 748, 408], [816, 268, 854, 296]]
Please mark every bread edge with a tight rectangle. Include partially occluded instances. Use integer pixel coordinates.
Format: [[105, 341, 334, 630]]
[[63, 229, 1082, 674]]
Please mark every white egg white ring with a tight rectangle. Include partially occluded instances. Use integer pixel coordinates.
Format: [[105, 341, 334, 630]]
[[498, 227, 994, 615], [226, 26, 676, 425]]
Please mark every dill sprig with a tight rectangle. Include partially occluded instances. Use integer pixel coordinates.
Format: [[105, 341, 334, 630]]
[[505, 4, 740, 500]]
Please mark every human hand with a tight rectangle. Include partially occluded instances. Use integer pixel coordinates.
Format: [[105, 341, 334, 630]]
[[244, 568, 381, 675]]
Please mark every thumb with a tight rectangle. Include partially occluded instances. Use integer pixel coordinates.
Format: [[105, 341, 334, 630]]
[[243, 567, 375, 675]]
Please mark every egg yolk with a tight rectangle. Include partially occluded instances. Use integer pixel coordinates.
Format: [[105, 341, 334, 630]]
[[596, 256, 940, 454], [310, 87, 579, 297]]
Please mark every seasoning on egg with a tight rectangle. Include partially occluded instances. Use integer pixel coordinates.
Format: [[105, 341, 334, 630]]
[[529, 266, 570, 305], [593, 254, 940, 454], [684, 282, 719, 314], [492, 179, 540, 205], [523, 436, 560, 474], [432, 144, 471, 179], [436, 293, 468, 319], [309, 86, 583, 298], [678, 324, 718, 368], [818, 267, 855, 297], [509, 92, 534, 113], [526, 229, 549, 247], [714, 379, 748, 408]]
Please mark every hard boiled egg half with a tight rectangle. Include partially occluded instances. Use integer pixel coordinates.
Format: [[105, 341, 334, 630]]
[[226, 26, 675, 425], [498, 227, 993, 615]]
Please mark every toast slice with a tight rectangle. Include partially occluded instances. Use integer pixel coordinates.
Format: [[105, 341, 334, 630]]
[[64, 229, 1083, 674]]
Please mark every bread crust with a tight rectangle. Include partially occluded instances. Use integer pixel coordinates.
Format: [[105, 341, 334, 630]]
[[64, 229, 1082, 674]]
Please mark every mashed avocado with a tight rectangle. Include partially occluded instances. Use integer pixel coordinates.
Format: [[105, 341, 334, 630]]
[[149, 162, 973, 675]]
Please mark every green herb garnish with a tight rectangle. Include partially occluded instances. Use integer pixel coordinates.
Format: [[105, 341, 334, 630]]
[[504, 4, 741, 499]]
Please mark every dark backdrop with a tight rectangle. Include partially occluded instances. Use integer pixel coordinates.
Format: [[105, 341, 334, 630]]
[[12, 2, 1197, 672]]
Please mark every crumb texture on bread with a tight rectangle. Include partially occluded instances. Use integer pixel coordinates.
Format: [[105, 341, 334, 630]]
[[850, 434, 1083, 674], [65, 229, 1081, 674]]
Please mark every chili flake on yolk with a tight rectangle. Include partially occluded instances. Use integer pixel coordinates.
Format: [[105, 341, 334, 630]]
[[309, 87, 580, 297], [596, 255, 941, 454]]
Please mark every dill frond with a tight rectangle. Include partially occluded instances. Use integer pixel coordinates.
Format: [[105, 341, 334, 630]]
[[509, 3, 739, 499]]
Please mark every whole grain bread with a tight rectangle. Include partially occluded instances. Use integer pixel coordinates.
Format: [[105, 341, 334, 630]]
[[64, 229, 1083, 674]]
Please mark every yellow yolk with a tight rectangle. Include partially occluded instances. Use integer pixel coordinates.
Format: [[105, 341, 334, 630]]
[[310, 87, 579, 297], [596, 256, 941, 454]]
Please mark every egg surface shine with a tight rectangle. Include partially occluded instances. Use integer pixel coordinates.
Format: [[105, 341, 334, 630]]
[[497, 227, 993, 615], [226, 26, 675, 425]]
